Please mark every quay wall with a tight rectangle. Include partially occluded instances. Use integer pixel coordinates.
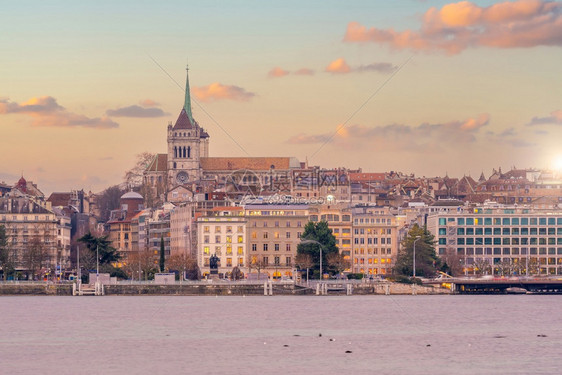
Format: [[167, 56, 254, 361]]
[[0, 282, 450, 296]]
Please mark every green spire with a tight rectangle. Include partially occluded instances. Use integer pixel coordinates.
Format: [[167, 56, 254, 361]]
[[184, 64, 194, 123]]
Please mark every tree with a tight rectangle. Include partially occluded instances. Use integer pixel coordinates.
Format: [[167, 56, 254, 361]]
[[0, 225, 15, 280], [326, 252, 350, 276], [230, 266, 243, 280], [296, 221, 338, 278], [440, 247, 463, 276], [124, 152, 155, 188], [249, 255, 266, 280], [167, 252, 200, 280], [124, 248, 157, 280], [394, 223, 440, 278], [295, 253, 313, 283], [96, 185, 124, 222], [77, 232, 123, 278], [473, 258, 492, 276], [159, 237, 166, 272]]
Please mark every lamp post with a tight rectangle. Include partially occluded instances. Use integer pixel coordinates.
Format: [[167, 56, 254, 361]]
[[300, 239, 324, 280], [96, 244, 99, 283], [413, 236, 421, 280]]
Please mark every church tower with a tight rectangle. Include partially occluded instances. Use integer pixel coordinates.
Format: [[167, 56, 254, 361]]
[[167, 66, 210, 186]]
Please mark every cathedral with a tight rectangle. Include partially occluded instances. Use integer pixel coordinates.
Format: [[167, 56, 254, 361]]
[[144, 66, 301, 203]]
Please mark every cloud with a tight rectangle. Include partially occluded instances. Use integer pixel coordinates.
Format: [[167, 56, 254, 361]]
[[287, 114, 490, 148], [193, 83, 255, 102], [343, 0, 562, 54], [356, 62, 398, 73], [268, 67, 290, 78], [139, 99, 159, 107], [0, 96, 63, 113], [0, 96, 118, 129], [325, 58, 397, 74], [526, 109, 562, 125], [294, 68, 315, 76], [325, 58, 351, 73], [106, 105, 168, 118]]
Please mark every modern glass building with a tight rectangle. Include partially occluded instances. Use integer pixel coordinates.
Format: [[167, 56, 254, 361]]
[[427, 206, 562, 275]]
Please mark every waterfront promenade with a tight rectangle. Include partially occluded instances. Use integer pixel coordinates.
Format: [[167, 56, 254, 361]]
[[0, 279, 449, 296]]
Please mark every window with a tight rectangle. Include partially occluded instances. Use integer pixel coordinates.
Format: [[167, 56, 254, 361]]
[[215, 235, 221, 243], [286, 244, 291, 251], [204, 246, 210, 255], [215, 226, 221, 233], [237, 246, 243, 255], [263, 256, 269, 265], [252, 244, 257, 251], [263, 232, 269, 239], [275, 244, 280, 251], [263, 244, 268, 251], [226, 245, 232, 255], [237, 236, 243, 243], [286, 257, 291, 266], [226, 236, 232, 243], [274, 256, 280, 265]]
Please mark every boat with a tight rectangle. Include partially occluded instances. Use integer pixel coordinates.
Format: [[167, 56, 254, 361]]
[[505, 287, 527, 294]]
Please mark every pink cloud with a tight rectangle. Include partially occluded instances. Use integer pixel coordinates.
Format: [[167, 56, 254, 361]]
[[139, 99, 159, 107], [0, 96, 118, 129], [287, 114, 491, 149], [192, 83, 255, 102], [344, 0, 562, 54], [268, 67, 290, 78], [325, 58, 351, 73]]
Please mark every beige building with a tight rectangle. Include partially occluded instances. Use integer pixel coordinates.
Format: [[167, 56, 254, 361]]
[[309, 203, 353, 266], [0, 193, 65, 277], [351, 206, 398, 276], [197, 207, 247, 277], [245, 204, 309, 279]]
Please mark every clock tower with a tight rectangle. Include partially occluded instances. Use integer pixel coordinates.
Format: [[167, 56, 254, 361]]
[[167, 66, 210, 186]]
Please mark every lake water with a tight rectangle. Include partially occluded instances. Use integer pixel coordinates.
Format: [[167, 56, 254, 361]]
[[1, 295, 561, 375]]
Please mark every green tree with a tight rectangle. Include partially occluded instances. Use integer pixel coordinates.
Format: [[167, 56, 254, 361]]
[[159, 236, 165, 272], [297, 221, 338, 278], [0, 225, 15, 280], [77, 232, 123, 278], [394, 224, 440, 278]]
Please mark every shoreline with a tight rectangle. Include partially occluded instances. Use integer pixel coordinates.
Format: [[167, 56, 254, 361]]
[[0, 282, 450, 296]]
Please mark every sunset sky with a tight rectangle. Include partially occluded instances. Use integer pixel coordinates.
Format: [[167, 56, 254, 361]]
[[1, 0, 562, 194]]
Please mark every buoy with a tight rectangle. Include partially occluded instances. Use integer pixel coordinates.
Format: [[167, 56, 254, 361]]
[[345, 350, 352, 354], [329, 338, 335, 342], [283, 344, 289, 347], [318, 333, 322, 337]]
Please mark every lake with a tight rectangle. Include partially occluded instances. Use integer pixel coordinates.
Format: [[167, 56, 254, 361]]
[[1, 295, 560, 374]]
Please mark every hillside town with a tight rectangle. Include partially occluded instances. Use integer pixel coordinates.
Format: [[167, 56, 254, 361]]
[[2, 69, 562, 282]]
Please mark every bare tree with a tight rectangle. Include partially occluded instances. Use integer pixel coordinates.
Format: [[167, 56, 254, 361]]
[[295, 253, 313, 283], [496, 259, 513, 277], [249, 255, 267, 280], [125, 248, 158, 280], [23, 235, 47, 279], [124, 152, 155, 189], [326, 252, 350, 276], [96, 186, 124, 223], [440, 248, 463, 276], [473, 258, 492, 276], [168, 252, 200, 280]]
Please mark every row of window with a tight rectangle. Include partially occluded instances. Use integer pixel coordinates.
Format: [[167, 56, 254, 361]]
[[354, 237, 392, 245], [353, 248, 393, 255], [250, 232, 300, 239], [354, 228, 393, 235], [438, 247, 562, 256], [203, 246, 244, 255], [251, 255, 292, 266], [202, 226, 245, 233], [438, 217, 562, 226], [354, 258, 392, 264], [441, 237, 562, 245], [440, 227, 562, 236], [203, 235, 245, 244], [251, 243, 292, 251], [1, 215, 52, 221]]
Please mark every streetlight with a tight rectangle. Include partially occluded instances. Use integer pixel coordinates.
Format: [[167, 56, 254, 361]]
[[96, 244, 99, 283], [413, 236, 422, 280], [300, 239, 324, 280]]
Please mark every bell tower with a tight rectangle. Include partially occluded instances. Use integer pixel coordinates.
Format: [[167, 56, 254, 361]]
[[167, 66, 210, 186]]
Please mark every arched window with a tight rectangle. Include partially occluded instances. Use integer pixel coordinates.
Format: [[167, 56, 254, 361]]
[[173, 162, 177, 169], [183, 146, 186, 158], [174, 146, 177, 158], [187, 146, 191, 158]]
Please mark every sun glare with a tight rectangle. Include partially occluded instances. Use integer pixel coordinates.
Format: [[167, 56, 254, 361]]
[[552, 155, 562, 171]]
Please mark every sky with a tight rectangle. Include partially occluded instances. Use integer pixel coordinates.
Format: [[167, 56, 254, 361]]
[[1, 0, 562, 195]]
